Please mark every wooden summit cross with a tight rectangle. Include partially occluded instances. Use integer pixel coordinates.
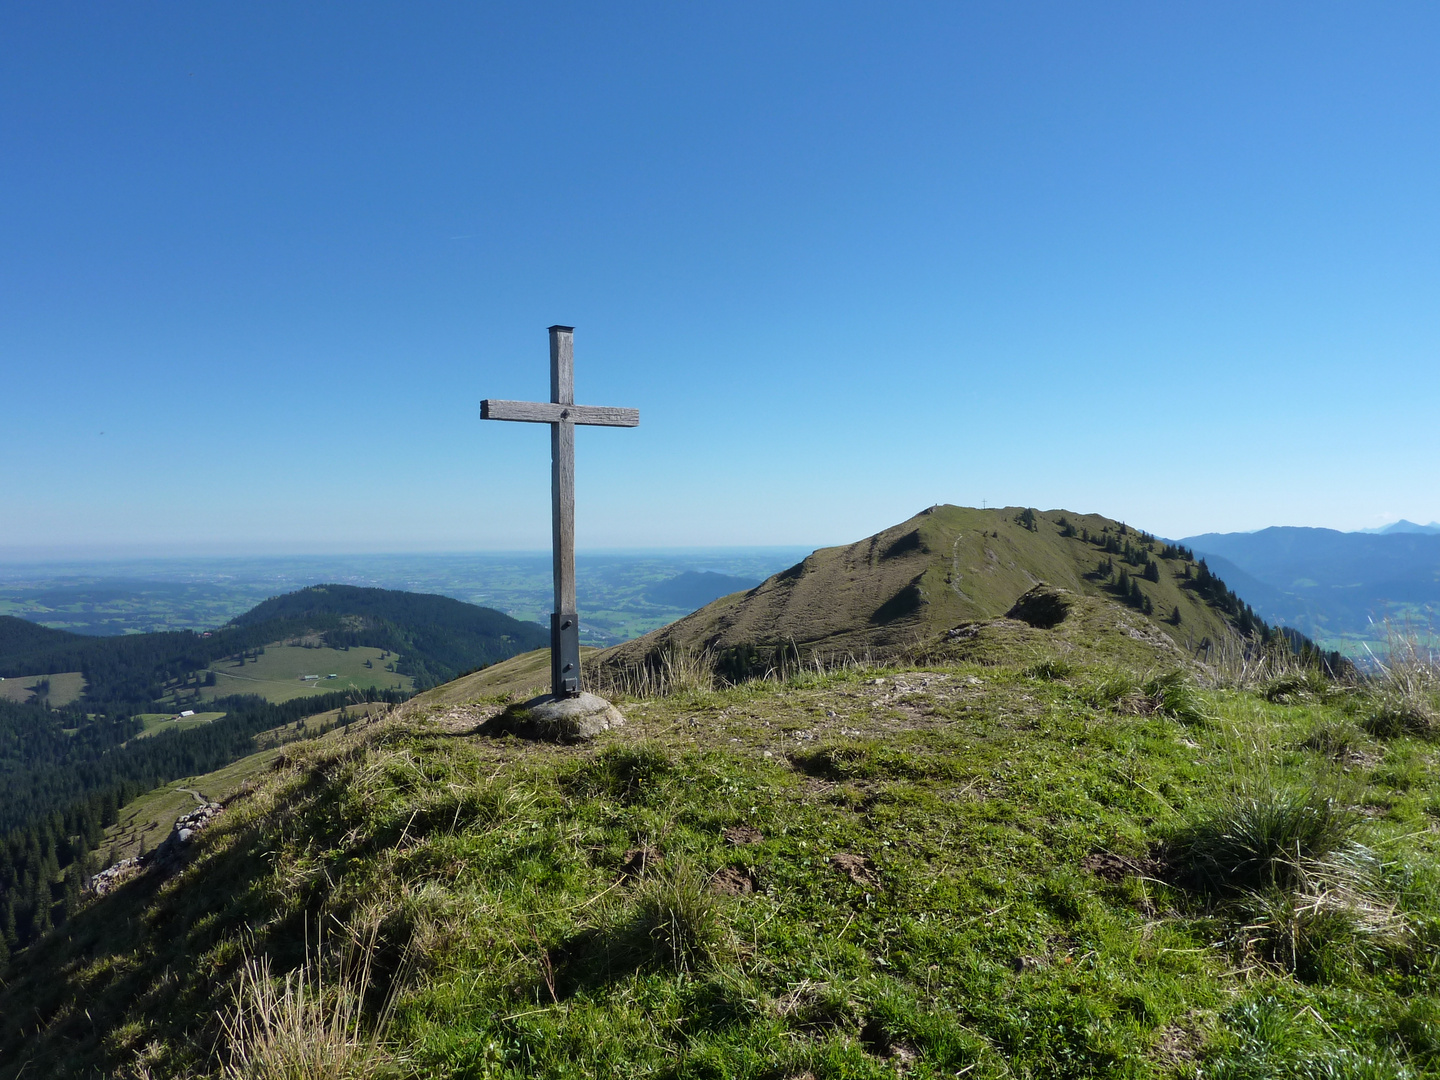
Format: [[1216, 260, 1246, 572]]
[[481, 326, 639, 699]]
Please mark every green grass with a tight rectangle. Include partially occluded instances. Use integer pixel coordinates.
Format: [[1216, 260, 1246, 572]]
[[419, 646, 603, 705], [193, 643, 415, 704], [0, 670, 86, 707], [99, 702, 391, 863], [604, 505, 1242, 673], [133, 711, 228, 738], [5, 650, 1439, 1079]]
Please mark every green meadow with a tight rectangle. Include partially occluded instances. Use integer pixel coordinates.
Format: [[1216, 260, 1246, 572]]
[[0, 670, 86, 707], [133, 711, 228, 739], [197, 643, 414, 704], [9, 633, 1440, 1079]]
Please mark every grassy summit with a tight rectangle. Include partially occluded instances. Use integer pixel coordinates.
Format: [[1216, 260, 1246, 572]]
[[438, 505, 1252, 705], [601, 506, 1239, 670], [3, 584, 1438, 1078], [0, 508, 1415, 1078]]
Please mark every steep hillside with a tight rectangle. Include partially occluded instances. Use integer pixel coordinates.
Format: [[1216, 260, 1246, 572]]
[[604, 506, 1250, 677]]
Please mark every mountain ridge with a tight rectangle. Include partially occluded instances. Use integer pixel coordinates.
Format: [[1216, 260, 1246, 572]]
[[603, 504, 1262, 677], [1181, 526, 1440, 648]]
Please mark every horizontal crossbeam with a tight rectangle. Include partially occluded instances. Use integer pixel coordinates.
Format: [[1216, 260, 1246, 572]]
[[480, 399, 639, 427]]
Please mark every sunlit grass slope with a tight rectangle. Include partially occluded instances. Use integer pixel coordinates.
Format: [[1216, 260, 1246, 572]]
[[100, 702, 390, 863], [3, 602, 1438, 1079], [133, 711, 228, 738], [0, 670, 86, 707], [199, 643, 414, 704], [418, 646, 603, 705]]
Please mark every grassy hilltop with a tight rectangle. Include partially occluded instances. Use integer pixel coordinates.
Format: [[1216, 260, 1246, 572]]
[[2, 509, 1432, 1079], [602, 506, 1242, 669], [439, 505, 1270, 705], [3, 589, 1439, 1078]]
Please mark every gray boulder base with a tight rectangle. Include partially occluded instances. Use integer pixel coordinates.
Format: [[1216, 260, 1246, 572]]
[[487, 692, 625, 743]]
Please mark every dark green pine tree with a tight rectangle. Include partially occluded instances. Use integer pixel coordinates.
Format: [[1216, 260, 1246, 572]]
[[62, 863, 84, 918], [1142, 594, 1153, 615], [1143, 560, 1160, 582], [33, 882, 53, 937], [1117, 568, 1131, 594], [1130, 579, 1143, 607]]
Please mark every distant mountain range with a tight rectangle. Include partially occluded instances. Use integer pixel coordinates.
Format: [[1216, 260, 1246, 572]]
[[1356, 520, 1440, 536], [1180, 527, 1440, 649]]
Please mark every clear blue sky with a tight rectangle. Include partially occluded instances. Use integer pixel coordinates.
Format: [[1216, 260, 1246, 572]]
[[5, 3, 1439, 558]]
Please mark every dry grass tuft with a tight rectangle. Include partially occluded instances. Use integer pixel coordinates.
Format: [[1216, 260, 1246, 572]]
[[593, 644, 718, 698], [216, 922, 403, 1080], [1359, 625, 1440, 739]]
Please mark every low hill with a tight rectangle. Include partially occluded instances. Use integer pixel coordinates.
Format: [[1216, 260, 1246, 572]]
[[603, 505, 1262, 679], [644, 571, 761, 611], [230, 584, 548, 689], [0, 586, 547, 710], [0, 616, 78, 657]]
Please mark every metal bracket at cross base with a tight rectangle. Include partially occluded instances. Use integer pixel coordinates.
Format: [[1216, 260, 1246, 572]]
[[552, 612, 580, 696]]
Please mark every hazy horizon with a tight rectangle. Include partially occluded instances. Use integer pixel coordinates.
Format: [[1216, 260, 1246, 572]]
[[5, 511, 1439, 568]]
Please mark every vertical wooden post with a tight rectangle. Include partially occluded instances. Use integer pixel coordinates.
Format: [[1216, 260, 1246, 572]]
[[481, 325, 636, 700], [549, 326, 580, 695]]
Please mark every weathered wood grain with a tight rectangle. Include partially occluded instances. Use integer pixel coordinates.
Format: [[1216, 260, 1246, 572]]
[[479, 325, 639, 697], [479, 400, 639, 427], [550, 325, 574, 407], [550, 327, 578, 693]]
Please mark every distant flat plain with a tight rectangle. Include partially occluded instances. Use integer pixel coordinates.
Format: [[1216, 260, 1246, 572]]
[[0, 549, 811, 646]]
